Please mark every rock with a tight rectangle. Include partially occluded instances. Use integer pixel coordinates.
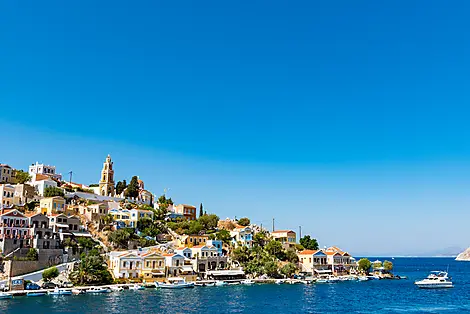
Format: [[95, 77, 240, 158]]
[[455, 248, 470, 261]]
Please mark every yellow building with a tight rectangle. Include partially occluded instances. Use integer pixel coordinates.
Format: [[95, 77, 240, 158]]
[[141, 251, 165, 280], [174, 204, 197, 221], [39, 196, 66, 215], [177, 234, 209, 248], [271, 230, 296, 248]]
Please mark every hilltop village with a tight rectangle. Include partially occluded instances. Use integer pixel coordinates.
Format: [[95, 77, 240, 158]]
[[0, 155, 392, 287]]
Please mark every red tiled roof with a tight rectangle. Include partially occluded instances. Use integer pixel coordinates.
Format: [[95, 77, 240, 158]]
[[298, 250, 319, 255], [162, 253, 174, 257]]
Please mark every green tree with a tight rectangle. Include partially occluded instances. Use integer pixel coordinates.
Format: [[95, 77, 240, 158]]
[[285, 248, 299, 263], [232, 246, 250, 265], [263, 260, 279, 278], [199, 203, 204, 217], [299, 235, 319, 250], [44, 186, 65, 197], [77, 238, 98, 250], [373, 261, 383, 269], [102, 214, 114, 225], [42, 266, 60, 281], [26, 248, 38, 261], [358, 258, 372, 274], [108, 229, 138, 249], [215, 229, 232, 244], [198, 214, 219, 230], [253, 230, 269, 247], [383, 260, 393, 271], [265, 240, 285, 259], [188, 220, 204, 235], [124, 176, 139, 198], [15, 170, 31, 184], [115, 180, 127, 195], [280, 262, 297, 278], [69, 250, 113, 286], [238, 217, 250, 226]]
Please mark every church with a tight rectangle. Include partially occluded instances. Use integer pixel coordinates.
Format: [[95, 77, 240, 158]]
[[99, 155, 115, 197]]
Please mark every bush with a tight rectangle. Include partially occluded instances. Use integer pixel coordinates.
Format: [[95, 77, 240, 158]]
[[238, 217, 250, 226], [26, 248, 38, 261], [43, 267, 60, 281]]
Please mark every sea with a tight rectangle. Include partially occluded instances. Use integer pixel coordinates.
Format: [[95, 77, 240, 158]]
[[1, 257, 469, 314]]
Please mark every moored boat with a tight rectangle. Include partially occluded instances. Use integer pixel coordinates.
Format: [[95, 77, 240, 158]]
[[274, 279, 284, 285], [215, 281, 227, 287], [110, 286, 124, 292], [0, 292, 12, 300], [241, 279, 254, 285], [86, 287, 112, 294], [129, 284, 145, 291], [156, 277, 195, 289], [27, 291, 47, 297], [48, 287, 72, 296], [415, 271, 453, 289], [72, 289, 85, 295]]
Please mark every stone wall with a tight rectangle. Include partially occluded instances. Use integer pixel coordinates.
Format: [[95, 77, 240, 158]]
[[1, 248, 65, 278]]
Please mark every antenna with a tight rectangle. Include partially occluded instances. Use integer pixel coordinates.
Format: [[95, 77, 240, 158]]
[[272, 218, 275, 232], [68, 171, 73, 185]]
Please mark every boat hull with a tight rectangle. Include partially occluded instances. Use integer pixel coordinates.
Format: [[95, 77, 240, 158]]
[[157, 283, 195, 289]]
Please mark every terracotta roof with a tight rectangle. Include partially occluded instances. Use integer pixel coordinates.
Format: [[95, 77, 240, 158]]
[[325, 251, 341, 256], [175, 247, 188, 251], [24, 212, 41, 217], [162, 253, 175, 257], [191, 245, 204, 249], [34, 174, 51, 181], [298, 250, 319, 255]]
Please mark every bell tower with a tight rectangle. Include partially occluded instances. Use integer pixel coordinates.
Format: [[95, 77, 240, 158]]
[[99, 154, 115, 196]]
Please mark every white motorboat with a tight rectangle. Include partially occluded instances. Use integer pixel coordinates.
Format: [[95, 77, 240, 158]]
[[72, 289, 85, 295], [110, 286, 124, 292], [156, 277, 195, 289], [415, 271, 453, 289], [129, 284, 145, 291], [0, 292, 12, 299], [274, 279, 284, 285], [215, 281, 227, 287], [358, 276, 368, 281], [316, 278, 329, 283], [48, 287, 72, 296], [241, 279, 254, 285], [86, 287, 112, 294]]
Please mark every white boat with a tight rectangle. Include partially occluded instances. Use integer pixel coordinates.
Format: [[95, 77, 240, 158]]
[[72, 289, 85, 295], [274, 279, 284, 285], [110, 286, 124, 292], [215, 281, 227, 287], [195, 282, 216, 287], [48, 287, 72, 296], [86, 287, 112, 294], [367, 275, 380, 280], [156, 277, 195, 289], [316, 278, 329, 283], [241, 279, 254, 285], [415, 271, 453, 289], [27, 291, 47, 297], [129, 284, 145, 291], [358, 276, 368, 281], [0, 292, 12, 300], [327, 275, 340, 283]]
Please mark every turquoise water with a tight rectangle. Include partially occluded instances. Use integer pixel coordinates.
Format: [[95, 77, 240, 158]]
[[1, 258, 469, 313]]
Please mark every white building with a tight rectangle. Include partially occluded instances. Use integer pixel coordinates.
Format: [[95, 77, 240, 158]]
[[0, 184, 16, 208], [32, 177, 58, 196], [29, 162, 62, 181]]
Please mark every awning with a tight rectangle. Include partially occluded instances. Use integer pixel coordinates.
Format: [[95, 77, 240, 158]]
[[206, 270, 245, 276], [151, 270, 164, 275], [180, 266, 194, 272], [314, 269, 332, 274], [56, 224, 69, 228]]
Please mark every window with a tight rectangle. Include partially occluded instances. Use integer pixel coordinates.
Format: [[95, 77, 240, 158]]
[[146, 261, 150, 268]]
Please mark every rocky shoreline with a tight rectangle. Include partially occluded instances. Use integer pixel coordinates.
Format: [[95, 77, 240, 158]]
[[455, 248, 470, 261]]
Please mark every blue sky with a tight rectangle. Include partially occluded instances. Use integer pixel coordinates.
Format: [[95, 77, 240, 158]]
[[1, 1, 470, 255]]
